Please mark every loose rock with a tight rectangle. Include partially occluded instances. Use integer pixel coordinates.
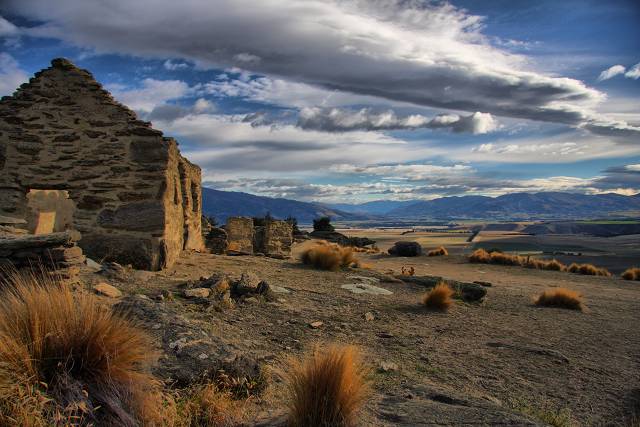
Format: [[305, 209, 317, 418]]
[[93, 282, 122, 298]]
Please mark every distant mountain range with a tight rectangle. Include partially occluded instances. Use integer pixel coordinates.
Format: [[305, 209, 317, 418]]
[[201, 187, 360, 223], [202, 188, 640, 223], [384, 192, 640, 219]]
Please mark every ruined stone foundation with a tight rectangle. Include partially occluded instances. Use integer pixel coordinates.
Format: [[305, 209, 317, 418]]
[[0, 58, 204, 270]]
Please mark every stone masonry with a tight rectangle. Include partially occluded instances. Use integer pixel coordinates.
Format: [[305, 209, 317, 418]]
[[0, 58, 204, 270], [224, 217, 254, 255], [224, 216, 292, 258]]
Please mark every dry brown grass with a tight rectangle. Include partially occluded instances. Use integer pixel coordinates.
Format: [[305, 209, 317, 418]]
[[468, 248, 491, 263], [470, 250, 593, 275], [286, 344, 369, 427], [421, 282, 455, 312], [427, 246, 448, 257], [534, 288, 584, 311], [301, 241, 359, 271], [622, 267, 640, 281], [0, 269, 165, 426], [536, 259, 567, 271], [566, 263, 611, 277], [174, 383, 243, 427], [489, 251, 525, 266]]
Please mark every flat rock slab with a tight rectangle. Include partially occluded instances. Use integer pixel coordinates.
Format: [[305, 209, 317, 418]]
[[0, 230, 80, 250], [270, 285, 291, 294], [342, 283, 393, 295], [93, 282, 122, 298], [377, 383, 542, 426]]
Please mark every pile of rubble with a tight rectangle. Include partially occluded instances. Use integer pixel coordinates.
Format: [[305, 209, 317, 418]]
[[181, 271, 277, 310]]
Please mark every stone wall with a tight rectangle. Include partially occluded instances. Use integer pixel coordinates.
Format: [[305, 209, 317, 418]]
[[0, 231, 85, 281], [0, 58, 203, 270], [225, 217, 254, 255], [255, 220, 292, 259], [225, 217, 292, 258]]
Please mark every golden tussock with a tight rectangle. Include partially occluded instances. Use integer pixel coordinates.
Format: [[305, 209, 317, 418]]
[[174, 382, 243, 427], [421, 282, 454, 311], [300, 241, 359, 271], [468, 248, 491, 263], [534, 288, 584, 311], [566, 263, 611, 277], [285, 344, 369, 427], [0, 269, 165, 426], [427, 247, 448, 257], [621, 267, 640, 281]]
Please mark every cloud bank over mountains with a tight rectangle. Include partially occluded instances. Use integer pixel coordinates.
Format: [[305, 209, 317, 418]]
[[1, 0, 639, 201]]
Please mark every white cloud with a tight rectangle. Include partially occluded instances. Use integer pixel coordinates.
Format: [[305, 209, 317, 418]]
[[597, 62, 640, 81], [297, 108, 499, 134], [466, 132, 640, 163], [0, 15, 18, 36], [5, 0, 616, 129], [0, 53, 28, 96], [625, 63, 640, 79], [163, 59, 189, 71], [597, 64, 626, 81], [156, 112, 435, 174], [107, 78, 191, 112]]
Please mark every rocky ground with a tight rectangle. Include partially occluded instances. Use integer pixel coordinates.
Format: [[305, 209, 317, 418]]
[[81, 239, 640, 426]]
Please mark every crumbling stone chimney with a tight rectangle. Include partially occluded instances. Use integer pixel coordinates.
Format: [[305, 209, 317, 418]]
[[0, 58, 204, 270]]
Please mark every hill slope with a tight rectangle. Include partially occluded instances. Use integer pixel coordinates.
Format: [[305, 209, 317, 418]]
[[387, 192, 640, 219], [201, 187, 359, 223]]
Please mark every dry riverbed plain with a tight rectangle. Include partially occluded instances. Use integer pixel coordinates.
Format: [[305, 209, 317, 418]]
[[84, 230, 640, 426]]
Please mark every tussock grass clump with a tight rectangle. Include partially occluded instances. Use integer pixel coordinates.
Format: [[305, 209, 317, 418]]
[[301, 241, 359, 271], [427, 246, 448, 257], [421, 282, 454, 311], [0, 269, 164, 426], [175, 382, 242, 427], [567, 263, 611, 277], [286, 344, 369, 427], [622, 267, 640, 281], [534, 288, 584, 311], [470, 250, 572, 273], [490, 251, 525, 266], [525, 258, 566, 271], [468, 248, 491, 263]]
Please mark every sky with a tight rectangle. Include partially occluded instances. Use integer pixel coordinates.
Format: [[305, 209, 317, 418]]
[[1, 0, 639, 204]]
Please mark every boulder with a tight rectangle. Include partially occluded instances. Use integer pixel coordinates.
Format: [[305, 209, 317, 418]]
[[233, 271, 261, 295], [396, 275, 487, 302], [388, 241, 422, 257], [113, 296, 261, 386]]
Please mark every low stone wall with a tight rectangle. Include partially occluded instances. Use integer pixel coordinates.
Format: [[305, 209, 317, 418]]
[[225, 217, 254, 255], [224, 217, 293, 258], [256, 220, 292, 259], [0, 230, 86, 280]]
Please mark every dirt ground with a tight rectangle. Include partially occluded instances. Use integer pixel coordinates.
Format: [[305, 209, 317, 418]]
[[85, 234, 640, 426]]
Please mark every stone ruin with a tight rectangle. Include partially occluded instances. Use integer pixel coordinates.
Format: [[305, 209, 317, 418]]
[[0, 58, 204, 271], [204, 216, 293, 258]]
